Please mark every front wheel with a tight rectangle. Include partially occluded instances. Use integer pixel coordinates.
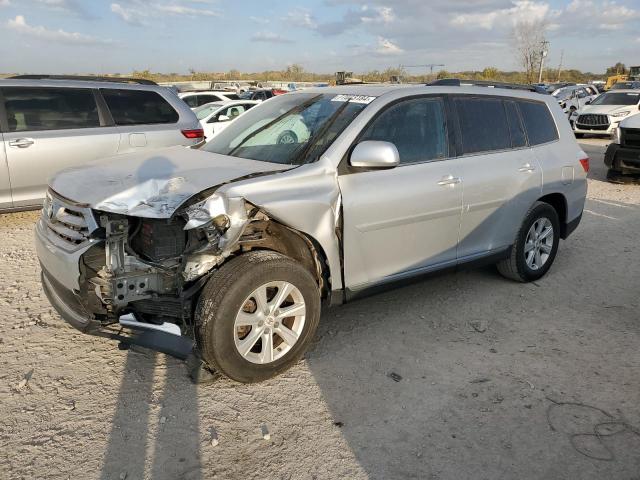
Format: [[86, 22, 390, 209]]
[[497, 202, 560, 282], [195, 251, 321, 383]]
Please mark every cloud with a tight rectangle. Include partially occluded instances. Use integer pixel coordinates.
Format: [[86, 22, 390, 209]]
[[0, 0, 10, 6], [286, 4, 395, 36], [566, 0, 640, 30], [451, 0, 549, 29], [249, 16, 270, 24], [283, 8, 317, 29], [251, 31, 294, 44], [7, 15, 112, 45], [155, 4, 219, 16], [110, 1, 221, 25], [375, 36, 403, 55]]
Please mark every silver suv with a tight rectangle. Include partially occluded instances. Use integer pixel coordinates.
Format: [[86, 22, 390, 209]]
[[35, 81, 588, 383], [0, 75, 203, 211]]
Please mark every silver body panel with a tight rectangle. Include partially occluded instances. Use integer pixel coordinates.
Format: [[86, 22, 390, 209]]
[[0, 79, 202, 210], [35, 84, 587, 319]]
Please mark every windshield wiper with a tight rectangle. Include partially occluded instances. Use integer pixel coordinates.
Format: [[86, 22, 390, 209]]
[[289, 99, 352, 166], [227, 94, 323, 157]]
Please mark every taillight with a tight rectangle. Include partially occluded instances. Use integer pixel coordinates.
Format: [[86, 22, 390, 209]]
[[182, 128, 204, 139], [579, 157, 590, 172]]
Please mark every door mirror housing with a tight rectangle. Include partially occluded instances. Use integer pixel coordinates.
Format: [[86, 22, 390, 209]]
[[217, 114, 230, 122], [349, 140, 400, 169]]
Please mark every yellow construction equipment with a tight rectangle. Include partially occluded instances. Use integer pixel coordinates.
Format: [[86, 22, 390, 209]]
[[606, 65, 640, 90]]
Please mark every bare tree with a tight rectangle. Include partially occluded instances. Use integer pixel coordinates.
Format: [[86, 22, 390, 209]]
[[512, 20, 548, 83]]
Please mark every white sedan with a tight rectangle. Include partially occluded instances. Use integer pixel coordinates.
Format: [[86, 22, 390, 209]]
[[194, 100, 260, 140]]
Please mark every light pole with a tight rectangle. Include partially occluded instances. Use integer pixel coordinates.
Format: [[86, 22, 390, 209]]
[[538, 40, 549, 84]]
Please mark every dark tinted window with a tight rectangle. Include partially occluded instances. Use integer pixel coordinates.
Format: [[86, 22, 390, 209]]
[[361, 97, 447, 164], [2, 87, 99, 132], [504, 100, 527, 148], [225, 93, 240, 100], [102, 89, 178, 125], [197, 95, 219, 106], [518, 101, 558, 145], [182, 95, 198, 107], [455, 97, 510, 154]]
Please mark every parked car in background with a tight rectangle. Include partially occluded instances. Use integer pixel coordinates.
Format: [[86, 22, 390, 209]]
[[36, 81, 587, 383], [571, 90, 640, 137], [605, 113, 640, 180], [238, 89, 285, 102], [552, 85, 598, 115], [194, 100, 259, 140], [0, 75, 203, 211], [179, 91, 240, 108], [610, 81, 640, 90]]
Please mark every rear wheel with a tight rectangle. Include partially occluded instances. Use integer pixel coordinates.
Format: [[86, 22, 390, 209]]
[[195, 251, 321, 383], [497, 202, 560, 282], [277, 130, 298, 144]]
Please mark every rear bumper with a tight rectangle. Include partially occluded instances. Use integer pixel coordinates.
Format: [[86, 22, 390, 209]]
[[605, 143, 640, 173]]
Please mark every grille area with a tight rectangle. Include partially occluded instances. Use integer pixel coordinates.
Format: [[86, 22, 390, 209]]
[[576, 114, 609, 130], [43, 191, 95, 248], [622, 128, 640, 148]]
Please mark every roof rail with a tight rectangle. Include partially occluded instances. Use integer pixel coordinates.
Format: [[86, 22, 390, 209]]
[[427, 78, 541, 93], [8, 75, 158, 86]]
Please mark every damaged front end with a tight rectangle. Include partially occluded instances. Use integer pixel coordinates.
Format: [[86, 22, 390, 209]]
[[78, 191, 258, 331], [37, 186, 325, 343]]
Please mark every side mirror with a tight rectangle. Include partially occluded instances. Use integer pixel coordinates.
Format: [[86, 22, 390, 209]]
[[349, 140, 400, 169], [585, 100, 592, 105], [217, 114, 230, 122]]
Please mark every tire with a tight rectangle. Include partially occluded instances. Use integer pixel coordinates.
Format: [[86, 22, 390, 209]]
[[277, 130, 298, 144], [497, 201, 560, 283], [607, 169, 640, 185], [195, 251, 321, 383]]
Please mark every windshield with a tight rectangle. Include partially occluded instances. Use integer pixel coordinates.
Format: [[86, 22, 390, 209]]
[[590, 92, 640, 106], [552, 87, 575, 100], [204, 93, 371, 165], [194, 103, 224, 120], [611, 82, 639, 90]]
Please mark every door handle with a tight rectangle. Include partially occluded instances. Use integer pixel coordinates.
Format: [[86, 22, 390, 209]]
[[518, 163, 536, 173], [8, 138, 35, 148], [437, 175, 462, 186]]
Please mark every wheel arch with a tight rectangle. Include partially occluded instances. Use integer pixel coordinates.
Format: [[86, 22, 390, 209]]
[[537, 192, 569, 238], [235, 218, 333, 302]]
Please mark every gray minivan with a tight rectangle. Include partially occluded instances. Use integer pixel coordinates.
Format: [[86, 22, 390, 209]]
[[36, 80, 588, 383], [0, 76, 203, 211]]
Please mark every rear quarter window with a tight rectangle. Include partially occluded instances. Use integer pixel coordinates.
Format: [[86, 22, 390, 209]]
[[101, 89, 179, 126], [455, 97, 511, 154], [517, 101, 558, 145]]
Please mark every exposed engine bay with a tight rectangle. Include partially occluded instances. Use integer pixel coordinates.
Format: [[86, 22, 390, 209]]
[[76, 194, 326, 332]]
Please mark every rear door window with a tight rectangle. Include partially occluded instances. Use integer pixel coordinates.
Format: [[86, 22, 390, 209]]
[[2, 87, 99, 132], [101, 89, 179, 125], [360, 97, 448, 164], [517, 101, 558, 145], [182, 95, 198, 108], [455, 97, 511, 154], [504, 100, 527, 148]]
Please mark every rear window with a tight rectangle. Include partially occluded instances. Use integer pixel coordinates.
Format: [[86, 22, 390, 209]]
[[455, 97, 511, 154], [101, 89, 179, 126], [2, 87, 99, 132], [517, 101, 558, 145]]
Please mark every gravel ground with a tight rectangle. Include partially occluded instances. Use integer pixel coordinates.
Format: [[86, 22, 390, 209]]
[[1, 139, 639, 480]]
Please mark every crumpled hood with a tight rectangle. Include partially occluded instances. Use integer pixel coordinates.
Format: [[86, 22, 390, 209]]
[[49, 146, 291, 218]]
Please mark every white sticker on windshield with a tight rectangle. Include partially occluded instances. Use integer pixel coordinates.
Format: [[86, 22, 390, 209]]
[[331, 94, 377, 104]]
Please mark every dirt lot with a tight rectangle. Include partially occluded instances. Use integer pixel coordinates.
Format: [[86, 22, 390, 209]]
[[1, 138, 639, 480]]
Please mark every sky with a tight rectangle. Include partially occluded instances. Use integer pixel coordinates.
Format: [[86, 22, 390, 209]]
[[0, 0, 639, 75]]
